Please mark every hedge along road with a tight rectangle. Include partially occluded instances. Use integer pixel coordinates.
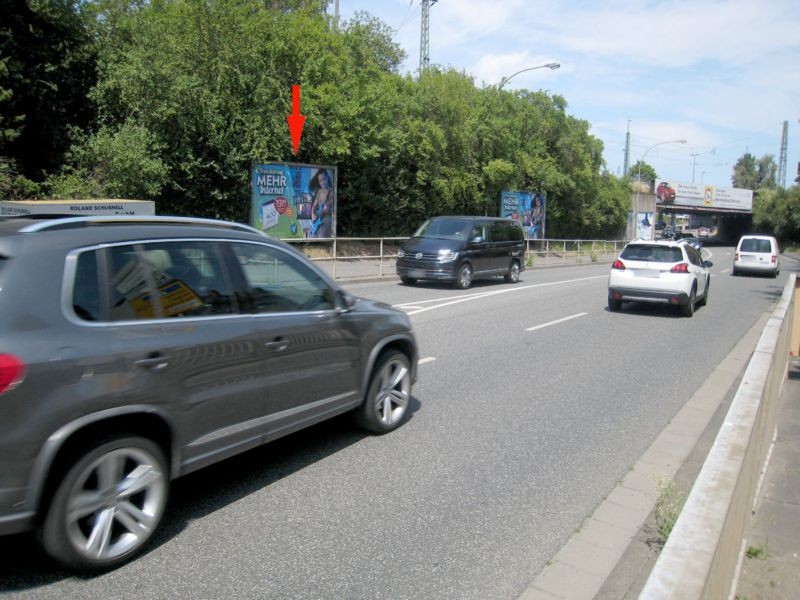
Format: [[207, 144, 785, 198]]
[[0, 250, 790, 600]]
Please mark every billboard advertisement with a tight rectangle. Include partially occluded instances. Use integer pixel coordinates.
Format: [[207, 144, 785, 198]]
[[251, 162, 337, 238], [655, 180, 753, 211], [501, 190, 546, 239]]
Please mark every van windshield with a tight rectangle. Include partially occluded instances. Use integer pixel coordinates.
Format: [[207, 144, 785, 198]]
[[413, 218, 473, 240]]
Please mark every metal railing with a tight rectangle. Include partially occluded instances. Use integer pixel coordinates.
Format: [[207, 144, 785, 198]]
[[281, 237, 627, 280]]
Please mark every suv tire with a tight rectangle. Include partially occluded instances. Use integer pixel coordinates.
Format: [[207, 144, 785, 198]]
[[355, 350, 411, 434], [40, 436, 168, 571], [681, 286, 696, 317]]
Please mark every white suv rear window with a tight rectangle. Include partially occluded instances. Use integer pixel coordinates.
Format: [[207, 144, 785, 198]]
[[620, 245, 682, 263]]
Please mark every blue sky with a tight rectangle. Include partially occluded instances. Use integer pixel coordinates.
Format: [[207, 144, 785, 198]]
[[338, 0, 800, 191]]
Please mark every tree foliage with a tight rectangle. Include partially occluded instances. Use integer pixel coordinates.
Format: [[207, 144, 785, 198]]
[[732, 152, 777, 190], [753, 185, 800, 243], [627, 160, 657, 184], [3, 0, 630, 239], [0, 0, 97, 182]]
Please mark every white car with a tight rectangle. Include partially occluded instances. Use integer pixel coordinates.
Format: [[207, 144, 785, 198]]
[[608, 240, 712, 317], [732, 235, 780, 277]]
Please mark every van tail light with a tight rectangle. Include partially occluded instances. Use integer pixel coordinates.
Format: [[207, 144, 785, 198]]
[[771, 255, 777, 264], [612, 260, 625, 270], [734, 253, 739, 261], [670, 263, 689, 273], [0, 354, 25, 395]]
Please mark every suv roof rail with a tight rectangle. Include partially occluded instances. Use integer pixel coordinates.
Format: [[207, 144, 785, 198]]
[[18, 215, 265, 236]]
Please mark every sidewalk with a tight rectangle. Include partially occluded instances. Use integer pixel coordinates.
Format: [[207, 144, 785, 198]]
[[733, 358, 800, 599]]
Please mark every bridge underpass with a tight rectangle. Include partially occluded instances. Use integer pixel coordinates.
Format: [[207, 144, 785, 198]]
[[657, 204, 753, 244]]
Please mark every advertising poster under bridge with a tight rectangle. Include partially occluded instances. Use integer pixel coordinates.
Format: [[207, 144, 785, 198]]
[[500, 190, 546, 240], [251, 162, 337, 239]]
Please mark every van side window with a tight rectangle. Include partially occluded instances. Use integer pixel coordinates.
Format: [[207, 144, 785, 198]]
[[231, 243, 334, 313], [490, 221, 509, 242]]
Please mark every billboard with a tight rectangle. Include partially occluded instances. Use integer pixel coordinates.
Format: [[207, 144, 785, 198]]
[[500, 190, 546, 239], [655, 180, 753, 211], [251, 162, 337, 238]]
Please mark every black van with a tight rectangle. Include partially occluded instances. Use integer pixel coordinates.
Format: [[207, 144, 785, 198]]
[[396, 216, 526, 289]]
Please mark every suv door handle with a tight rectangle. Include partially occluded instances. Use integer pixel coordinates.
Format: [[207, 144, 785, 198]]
[[134, 354, 170, 371], [264, 338, 289, 352]]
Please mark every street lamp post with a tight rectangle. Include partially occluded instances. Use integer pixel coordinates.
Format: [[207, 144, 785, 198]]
[[497, 62, 560, 89], [634, 139, 687, 240]]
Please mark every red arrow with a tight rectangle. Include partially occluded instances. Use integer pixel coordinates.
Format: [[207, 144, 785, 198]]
[[287, 84, 306, 155]]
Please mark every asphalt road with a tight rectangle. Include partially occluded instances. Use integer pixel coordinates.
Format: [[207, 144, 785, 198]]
[[1, 247, 794, 599]]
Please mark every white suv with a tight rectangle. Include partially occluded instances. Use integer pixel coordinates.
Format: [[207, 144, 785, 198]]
[[733, 235, 780, 277], [608, 240, 712, 317]]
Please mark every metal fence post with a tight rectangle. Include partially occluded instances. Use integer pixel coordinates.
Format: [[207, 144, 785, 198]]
[[379, 238, 384, 277]]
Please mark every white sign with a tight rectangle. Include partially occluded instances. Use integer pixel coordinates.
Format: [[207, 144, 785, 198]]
[[0, 200, 155, 216]]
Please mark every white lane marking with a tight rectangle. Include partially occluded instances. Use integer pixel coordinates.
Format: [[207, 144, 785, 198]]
[[721, 268, 730, 274], [702, 248, 713, 260], [401, 275, 607, 316], [418, 357, 437, 365], [393, 288, 509, 308], [525, 312, 587, 332]]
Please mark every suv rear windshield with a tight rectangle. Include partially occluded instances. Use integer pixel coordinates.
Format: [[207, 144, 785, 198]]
[[620, 244, 683, 263], [740, 239, 773, 253]]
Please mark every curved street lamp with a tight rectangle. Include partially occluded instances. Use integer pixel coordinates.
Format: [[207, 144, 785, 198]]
[[634, 139, 687, 240], [497, 62, 560, 89], [636, 139, 687, 183]]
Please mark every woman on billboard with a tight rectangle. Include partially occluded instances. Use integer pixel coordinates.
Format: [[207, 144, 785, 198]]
[[310, 169, 334, 238]]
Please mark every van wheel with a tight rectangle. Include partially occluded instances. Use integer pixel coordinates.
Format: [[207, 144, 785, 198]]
[[504, 261, 520, 283], [454, 263, 472, 289], [355, 350, 411, 434], [400, 277, 416, 285], [40, 436, 168, 571]]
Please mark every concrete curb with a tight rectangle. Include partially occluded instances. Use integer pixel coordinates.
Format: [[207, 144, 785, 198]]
[[518, 303, 776, 600]]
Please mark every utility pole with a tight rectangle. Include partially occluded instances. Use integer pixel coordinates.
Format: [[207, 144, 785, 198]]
[[623, 119, 631, 177], [778, 120, 788, 188], [419, 0, 438, 73], [691, 153, 699, 183]]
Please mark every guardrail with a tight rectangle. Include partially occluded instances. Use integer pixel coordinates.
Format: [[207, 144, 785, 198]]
[[640, 274, 796, 599], [281, 237, 627, 280]]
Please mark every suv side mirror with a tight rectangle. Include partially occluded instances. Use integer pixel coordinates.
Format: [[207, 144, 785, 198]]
[[471, 236, 484, 244], [704, 260, 714, 268], [336, 290, 357, 313]]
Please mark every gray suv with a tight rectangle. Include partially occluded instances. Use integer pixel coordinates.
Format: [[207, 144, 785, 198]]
[[0, 216, 417, 570]]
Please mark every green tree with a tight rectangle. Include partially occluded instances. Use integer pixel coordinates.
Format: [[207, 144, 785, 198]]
[[628, 160, 657, 184], [0, 0, 96, 182], [753, 185, 800, 243]]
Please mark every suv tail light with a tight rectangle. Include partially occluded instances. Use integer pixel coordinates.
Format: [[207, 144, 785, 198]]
[[612, 260, 625, 270], [0, 354, 25, 395], [670, 263, 689, 273], [771, 255, 777, 264], [734, 253, 739, 261]]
